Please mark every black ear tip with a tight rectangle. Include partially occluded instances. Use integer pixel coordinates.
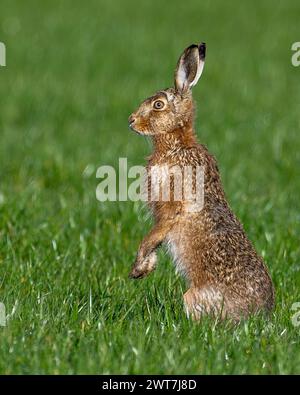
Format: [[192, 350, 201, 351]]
[[199, 42, 206, 59]]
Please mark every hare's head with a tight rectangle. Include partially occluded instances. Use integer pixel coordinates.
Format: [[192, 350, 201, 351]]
[[129, 43, 206, 136]]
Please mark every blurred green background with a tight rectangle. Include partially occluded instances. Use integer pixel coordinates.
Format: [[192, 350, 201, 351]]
[[0, 0, 299, 374]]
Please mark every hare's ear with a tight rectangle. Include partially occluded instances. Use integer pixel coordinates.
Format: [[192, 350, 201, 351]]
[[174, 43, 206, 93]]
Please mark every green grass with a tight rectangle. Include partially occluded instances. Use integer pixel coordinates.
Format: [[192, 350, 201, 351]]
[[0, 0, 300, 374]]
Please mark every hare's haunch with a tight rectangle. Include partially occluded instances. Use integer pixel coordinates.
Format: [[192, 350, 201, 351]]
[[128, 43, 275, 321]]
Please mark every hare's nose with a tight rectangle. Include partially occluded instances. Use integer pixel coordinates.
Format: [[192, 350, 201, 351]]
[[128, 114, 136, 125]]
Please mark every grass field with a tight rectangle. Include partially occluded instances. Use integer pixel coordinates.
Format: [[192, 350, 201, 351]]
[[0, 0, 300, 374]]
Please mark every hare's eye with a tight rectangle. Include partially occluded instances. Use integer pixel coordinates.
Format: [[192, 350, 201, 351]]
[[153, 100, 165, 110]]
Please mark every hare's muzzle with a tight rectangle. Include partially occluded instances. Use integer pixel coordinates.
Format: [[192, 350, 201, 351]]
[[128, 114, 136, 129]]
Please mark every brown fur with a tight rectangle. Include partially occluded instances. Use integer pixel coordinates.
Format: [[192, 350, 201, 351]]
[[128, 43, 275, 321]]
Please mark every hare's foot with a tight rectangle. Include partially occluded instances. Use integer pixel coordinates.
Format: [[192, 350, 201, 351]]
[[183, 286, 225, 320], [129, 251, 157, 279]]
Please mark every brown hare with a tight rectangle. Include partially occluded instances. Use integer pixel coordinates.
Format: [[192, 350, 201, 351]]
[[128, 43, 275, 321]]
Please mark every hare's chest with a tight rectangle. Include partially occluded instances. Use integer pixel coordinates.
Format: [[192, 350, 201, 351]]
[[146, 164, 174, 196], [165, 230, 188, 278], [146, 163, 185, 206]]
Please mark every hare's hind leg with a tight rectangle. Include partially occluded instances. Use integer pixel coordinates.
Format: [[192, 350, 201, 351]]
[[183, 287, 226, 320]]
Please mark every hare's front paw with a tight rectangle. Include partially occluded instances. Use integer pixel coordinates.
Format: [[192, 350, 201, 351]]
[[129, 252, 157, 279]]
